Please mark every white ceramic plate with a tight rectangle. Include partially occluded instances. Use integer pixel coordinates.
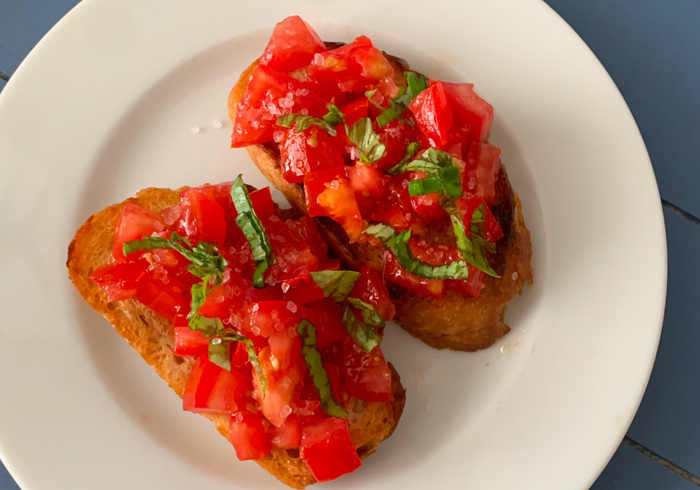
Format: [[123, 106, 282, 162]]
[[0, 1, 666, 489]]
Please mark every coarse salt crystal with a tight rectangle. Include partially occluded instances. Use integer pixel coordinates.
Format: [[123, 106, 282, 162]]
[[281, 282, 291, 293], [286, 301, 297, 313], [280, 405, 292, 418], [273, 130, 285, 143]]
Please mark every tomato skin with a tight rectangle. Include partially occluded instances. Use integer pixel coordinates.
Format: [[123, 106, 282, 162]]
[[370, 175, 414, 231], [303, 167, 347, 217], [284, 216, 335, 269], [316, 178, 364, 242], [342, 337, 393, 402], [231, 64, 326, 147], [308, 299, 348, 350], [270, 415, 302, 450], [456, 195, 504, 243], [340, 97, 372, 126], [134, 270, 186, 320], [177, 188, 227, 246], [440, 81, 494, 142], [229, 411, 271, 461], [463, 142, 501, 204], [348, 163, 384, 198], [300, 418, 361, 482], [183, 358, 252, 414], [90, 260, 148, 302], [280, 126, 345, 184], [409, 82, 453, 147], [260, 16, 326, 73], [240, 301, 302, 338], [265, 216, 320, 286], [231, 340, 252, 373], [113, 203, 166, 260], [253, 343, 304, 427], [382, 250, 445, 300], [349, 264, 395, 322], [448, 267, 485, 297], [173, 327, 209, 357]]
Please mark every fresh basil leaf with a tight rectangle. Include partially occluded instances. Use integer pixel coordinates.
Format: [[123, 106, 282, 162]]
[[323, 104, 346, 126], [438, 165, 463, 198], [444, 202, 500, 278], [345, 117, 386, 163], [365, 223, 470, 280], [386, 147, 454, 176], [124, 233, 227, 280], [230, 175, 275, 288], [345, 297, 385, 327], [342, 305, 382, 353], [208, 338, 231, 371], [408, 176, 444, 197], [405, 71, 429, 99], [310, 270, 361, 302], [296, 320, 348, 419], [385, 142, 420, 175]]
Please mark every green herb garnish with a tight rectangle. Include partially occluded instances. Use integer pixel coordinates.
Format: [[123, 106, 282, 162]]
[[296, 320, 348, 419], [230, 175, 275, 288], [345, 117, 386, 163], [310, 270, 361, 302], [276, 104, 345, 136], [366, 72, 429, 128], [342, 305, 382, 353]]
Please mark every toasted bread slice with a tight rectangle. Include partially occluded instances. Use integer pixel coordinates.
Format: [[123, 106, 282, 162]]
[[67, 187, 406, 489], [228, 52, 533, 352]]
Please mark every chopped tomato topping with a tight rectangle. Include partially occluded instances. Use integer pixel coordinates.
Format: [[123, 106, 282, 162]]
[[183, 358, 252, 414], [349, 265, 395, 322], [260, 15, 326, 73], [316, 178, 364, 242], [280, 126, 345, 183], [342, 336, 393, 402], [409, 82, 453, 147], [229, 411, 271, 461], [112, 203, 165, 260], [300, 418, 361, 482], [440, 81, 494, 142], [90, 260, 148, 302]]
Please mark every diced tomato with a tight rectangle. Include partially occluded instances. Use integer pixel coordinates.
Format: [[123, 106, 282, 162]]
[[280, 126, 346, 184], [348, 264, 396, 322], [112, 203, 166, 260], [303, 167, 347, 217], [323, 362, 344, 403], [374, 119, 421, 172], [248, 187, 277, 221], [370, 174, 414, 230], [229, 411, 271, 461], [300, 418, 361, 482], [319, 341, 344, 367], [409, 82, 453, 147], [90, 260, 148, 301], [406, 171, 449, 222], [260, 16, 326, 73], [382, 250, 445, 300], [284, 216, 335, 269], [308, 36, 398, 100], [231, 340, 252, 373], [232, 64, 327, 147], [265, 216, 319, 286], [177, 188, 227, 246], [283, 278, 328, 305], [340, 97, 371, 126], [270, 415, 302, 450], [240, 301, 303, 338], [463, 142, 501, 204], [183, 358, 251, 414], [348, 163, 384, 198], [342, 338, 393, 402], [253, 344, 304, 427], [448, 266, 486, 297], [134, 271, 186, 320], [315, 178, 364, 242], [173, 326, 209, 357], [456, 195, 504, 243], [308, 299, 348, 350], [440, 81, 494, 142]]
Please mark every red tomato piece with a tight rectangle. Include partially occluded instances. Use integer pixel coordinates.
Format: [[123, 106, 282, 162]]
[[253, 344, 304, 427], [282, 278, 328, 305], [112, 203, 166, 260], [339, 97, 372, 126], [300, 418, 361, 482], [284, 216, 335, 269], [135, 270, 186, 320], [183, 358, 251, 414], [463, 142, 502, 204], [323, 362, 344, 404], [342, 338, 393, 402], [231, 64, 327, 147], [270, 415, 302, 450], [440, 81, 494, 142], [177, 188, 227, 246], [456, 195, 504, 243], [280, 126, 345, 184], [374, 119, 421, 172], [90, 260, 148, 301], [308, 36, 398, 100], [348, 163, 384, 198], [448, 266, 486, 297], [260, 16, 326, 73], [382, 250, 445, 300], [173, 326, 209, 358], [248, 187, 277, 221], [370, 174, 415, 231], [240, 301, 303, 338], [317, 178, 364, 242], [231, 340, 253, 374], [349, 264, 396, 322], [409, 82, 453, 147], [303, 167, 347, 217], [229, 411, 271, 461], [265, 216, 319, 286], [308, 299, 348, 350]]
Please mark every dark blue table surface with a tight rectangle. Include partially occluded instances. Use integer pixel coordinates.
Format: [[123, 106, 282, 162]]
[[2, 0, 699, 488]]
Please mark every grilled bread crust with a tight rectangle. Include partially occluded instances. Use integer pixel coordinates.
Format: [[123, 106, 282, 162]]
[[67, 186, 406, 489], [228, 50, 533, 351]]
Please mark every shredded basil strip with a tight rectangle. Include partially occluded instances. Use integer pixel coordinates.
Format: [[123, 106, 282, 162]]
[[345, 117, 386, 163], [365, 223, 471, 280], [296, 320, 348, 419], [124, 233, 227, 280], [230, 175, 274, 288], [208, 338, 231, 371], [408, 176, 444, 197], [345, 297, 385, 328], [386, 147, 454, 176], [342, 305, 382, 353], [366, 72, 429, 128], [277, 104, 345, 136], [443, 201, 500, 278], [213, 334, 266, 395], [310, 270, 360, 302]]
